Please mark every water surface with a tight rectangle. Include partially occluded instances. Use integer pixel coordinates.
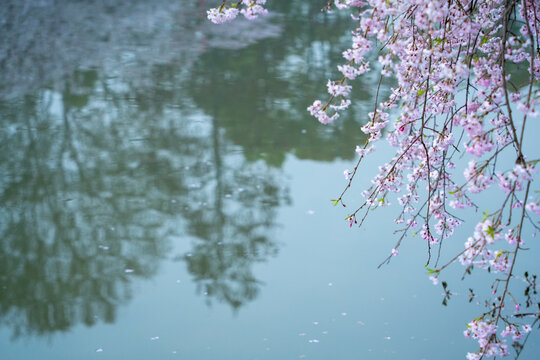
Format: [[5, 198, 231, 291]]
[[1, 1, 539, 359]]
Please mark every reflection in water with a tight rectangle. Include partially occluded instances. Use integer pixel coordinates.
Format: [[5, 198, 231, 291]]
[[181, 122, 287, 308], [191, 2, 376, 165], [0, 0, 379, 338], [0, 61, 289, 335], [0, 74, 177, 337]]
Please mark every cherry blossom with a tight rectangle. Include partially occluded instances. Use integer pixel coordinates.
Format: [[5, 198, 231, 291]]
[[207, 0, 267, 24], [208, 0, 539, 357]]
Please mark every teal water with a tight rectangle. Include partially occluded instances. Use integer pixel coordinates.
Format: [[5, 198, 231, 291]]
[[1, 1, 539, 359]]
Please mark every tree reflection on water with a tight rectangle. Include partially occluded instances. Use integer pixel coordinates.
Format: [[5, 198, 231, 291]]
[[0, 62, 289, 336], [0, 0, 377, 338]]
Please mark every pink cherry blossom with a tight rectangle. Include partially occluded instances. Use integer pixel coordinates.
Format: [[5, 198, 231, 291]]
[[209, 1, 540, 357]]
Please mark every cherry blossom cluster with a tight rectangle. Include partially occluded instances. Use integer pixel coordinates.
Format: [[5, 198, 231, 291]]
[[208, 0, 539, 358], [462, 321, 533, 359], [207, 0, 267, 24], [500, 324, 532, 341], [456, 218, 521, 273], [305, 1, 539, 358], [463, 320, 508, 359]]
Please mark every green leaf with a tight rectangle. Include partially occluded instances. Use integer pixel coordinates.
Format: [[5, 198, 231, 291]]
[[417, 89, 426, 97]]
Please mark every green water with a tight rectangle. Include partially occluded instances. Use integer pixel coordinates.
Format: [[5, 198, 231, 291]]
[[1, 1, 539, 359]]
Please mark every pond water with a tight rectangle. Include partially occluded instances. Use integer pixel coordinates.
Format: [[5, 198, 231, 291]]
[[1, 1, 539, 359]]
